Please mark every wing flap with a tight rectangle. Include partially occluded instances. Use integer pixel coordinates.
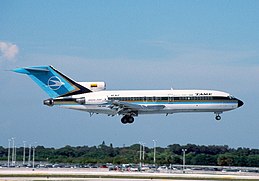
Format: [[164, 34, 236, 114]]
[[144, 105, 165, 110], [112, 100, 145, 110]]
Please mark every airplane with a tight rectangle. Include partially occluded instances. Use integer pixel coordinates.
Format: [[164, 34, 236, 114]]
[[13, 65, 243, 124]]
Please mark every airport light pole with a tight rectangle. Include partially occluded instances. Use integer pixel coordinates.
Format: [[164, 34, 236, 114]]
[[11, 138, 15, 166], [7, 139, 11, 167], [32, 146, 35, 170], [14, 146, 17, 166], [139, 142, 142, 170], [182, 149, 187, 173], [142, 143, 145, 163], [28, 144, 31, 166], [153, 140, 156, 166], [23, 141, 26, 165]]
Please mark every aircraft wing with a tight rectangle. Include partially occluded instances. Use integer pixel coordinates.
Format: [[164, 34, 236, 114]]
[[111, 100, 165, 114]]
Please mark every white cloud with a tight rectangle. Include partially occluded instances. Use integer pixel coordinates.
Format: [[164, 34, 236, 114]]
[[0, 41, 19, 60]]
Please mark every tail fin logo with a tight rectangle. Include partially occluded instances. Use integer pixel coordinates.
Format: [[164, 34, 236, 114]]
[[48, 76, 65, 90]]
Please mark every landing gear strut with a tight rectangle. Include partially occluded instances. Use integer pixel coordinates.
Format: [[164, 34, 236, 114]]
[[121, 115, 134, 124]]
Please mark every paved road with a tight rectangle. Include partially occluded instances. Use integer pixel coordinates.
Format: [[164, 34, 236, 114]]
[[1, 168, 259, 180], [0, 178, 210, 181]]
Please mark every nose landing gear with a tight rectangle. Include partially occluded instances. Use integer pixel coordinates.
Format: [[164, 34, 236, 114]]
[[215, 115, 221, 121], [215, 113, 222, 121]]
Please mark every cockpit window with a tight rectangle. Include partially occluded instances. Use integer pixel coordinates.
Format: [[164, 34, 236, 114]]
[[229, 95, 235, 99]]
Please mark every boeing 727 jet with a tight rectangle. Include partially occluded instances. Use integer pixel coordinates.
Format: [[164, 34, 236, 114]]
[[13, 66, 243, 124]]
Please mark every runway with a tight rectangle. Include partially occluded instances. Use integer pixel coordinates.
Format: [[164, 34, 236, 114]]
[[1, 168, 259, 180]]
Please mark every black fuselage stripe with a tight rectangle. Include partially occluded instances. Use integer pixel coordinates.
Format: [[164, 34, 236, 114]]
[[50, 66, 92, 97], [108, 96, 237, 102]]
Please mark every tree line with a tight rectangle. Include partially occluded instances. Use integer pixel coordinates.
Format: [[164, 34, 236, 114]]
[[1, 142, 259, 167]]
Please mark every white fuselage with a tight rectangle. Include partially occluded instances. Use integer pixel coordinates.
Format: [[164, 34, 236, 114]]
[[57, 89, 241, 116], [13, 65, 244, 123]]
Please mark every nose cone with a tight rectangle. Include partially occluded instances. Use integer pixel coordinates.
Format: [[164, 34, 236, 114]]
[[238, 99, 244, 108]]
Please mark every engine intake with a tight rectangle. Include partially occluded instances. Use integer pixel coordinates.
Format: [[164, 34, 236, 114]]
[[77, 82, 106, 92], [75, 97, 85, 104]]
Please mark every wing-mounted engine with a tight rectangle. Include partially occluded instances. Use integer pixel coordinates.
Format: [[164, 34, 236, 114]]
[[77, 82, 106, 92]]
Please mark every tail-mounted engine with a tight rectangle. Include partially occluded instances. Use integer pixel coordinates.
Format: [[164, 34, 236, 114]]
[[43, 97, 86, 107], [77, 82, 106, 92]]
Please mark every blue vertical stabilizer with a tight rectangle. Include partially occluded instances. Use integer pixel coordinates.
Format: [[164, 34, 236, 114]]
[[13, 65, 91, 98]]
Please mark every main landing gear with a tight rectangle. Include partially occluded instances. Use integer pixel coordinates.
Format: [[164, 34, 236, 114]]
[[121, 115, 134, 124]]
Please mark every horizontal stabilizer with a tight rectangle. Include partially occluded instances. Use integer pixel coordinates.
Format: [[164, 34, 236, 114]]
[[24, 67, 50, 72]]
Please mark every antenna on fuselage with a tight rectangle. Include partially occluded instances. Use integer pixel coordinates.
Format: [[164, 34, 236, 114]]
[[170, 81, 174, 90]]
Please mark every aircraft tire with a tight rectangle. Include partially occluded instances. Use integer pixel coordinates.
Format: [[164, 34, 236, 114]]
[[121, 115, 134, 124], [215, 115, 221, 121], [127, 116, 134, 124], [121, 116, 128, 124]]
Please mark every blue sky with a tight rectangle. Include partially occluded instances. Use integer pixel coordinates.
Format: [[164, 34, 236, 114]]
[[1, 0, 259, 148]]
